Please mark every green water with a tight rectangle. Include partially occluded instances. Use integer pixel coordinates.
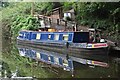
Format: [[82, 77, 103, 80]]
[[1, 38, 72, 78], [1, 38, 120, 78]]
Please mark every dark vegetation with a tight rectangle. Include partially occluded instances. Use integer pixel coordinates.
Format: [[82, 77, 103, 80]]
[[1, 2, 120, 43], [1, 2, 120, 78], [62, 2, 120, 45]]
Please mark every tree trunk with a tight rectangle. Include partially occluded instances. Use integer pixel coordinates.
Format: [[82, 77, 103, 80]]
[[31, 2, 34, 16]]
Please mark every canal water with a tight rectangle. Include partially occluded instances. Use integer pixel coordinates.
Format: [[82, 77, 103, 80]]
[[1, 39, 120, 78]]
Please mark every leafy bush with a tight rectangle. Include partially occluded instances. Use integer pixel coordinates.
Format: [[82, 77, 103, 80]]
[[2, 2, 53, 39], [11, 15, 40, 38], [1, 2, 120, 42]]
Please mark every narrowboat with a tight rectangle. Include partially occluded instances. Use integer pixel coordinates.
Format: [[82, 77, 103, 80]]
[[17, 28, 109, 54]]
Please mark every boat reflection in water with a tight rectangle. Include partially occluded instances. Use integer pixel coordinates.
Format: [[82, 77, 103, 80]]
[[17, 45, 74, 74], [16, 44, 113, 77]]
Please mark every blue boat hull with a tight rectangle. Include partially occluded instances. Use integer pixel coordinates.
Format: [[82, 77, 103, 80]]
[[17, 30, 109, 55], [17, 43, 109, 61], [17, 39, 109, 55]]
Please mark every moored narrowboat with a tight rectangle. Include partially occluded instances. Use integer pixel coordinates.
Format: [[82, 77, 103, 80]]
[[17, 28, 109, 54]]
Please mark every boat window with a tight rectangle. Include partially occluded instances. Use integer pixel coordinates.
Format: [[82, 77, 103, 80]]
[[54, 57, 59, 64], [63, 59, 68, 67], [36, 33, 41, 39], [73, 32, 89, 43], [54, 34, 59, 40], [19, 33, 23, 37], [48, 56, 51, 61], [63, 34, 69, 41], [48, 34, 51, 40], [36, 52, 40, 59]]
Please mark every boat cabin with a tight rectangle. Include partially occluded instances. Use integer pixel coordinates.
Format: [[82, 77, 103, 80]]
[[18, 30, 90, 43], [89, 28, 105, 43], [18, 28, 106, 44]]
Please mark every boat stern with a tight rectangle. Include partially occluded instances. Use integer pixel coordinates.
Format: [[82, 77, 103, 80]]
[[87, 43, 108, 49]]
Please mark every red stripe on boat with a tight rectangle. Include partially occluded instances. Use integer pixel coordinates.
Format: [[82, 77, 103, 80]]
[[93, 61, 109, 67], [94, 43, 107, 48]]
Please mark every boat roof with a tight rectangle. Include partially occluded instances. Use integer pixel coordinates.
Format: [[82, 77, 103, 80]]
[[88, 28, 95, 31], [89, 28, 102, 31], [20, 30, 89, 33]]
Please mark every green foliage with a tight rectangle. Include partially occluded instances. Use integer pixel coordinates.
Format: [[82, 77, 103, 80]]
[[34, 2, 54, 16], [1, 60, 12, 78], [11, 15, 40, 38], [62, 2, 120, 41], [1, 2, 54, 39], [62, 2, 74, 11], [1, 2, 120, 42], [1, 2, 31, 20], [71, 2, 120, 32], [0, 2, 10, 8], [65, 16, 72, 21], [1, 3, 36, 39]]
